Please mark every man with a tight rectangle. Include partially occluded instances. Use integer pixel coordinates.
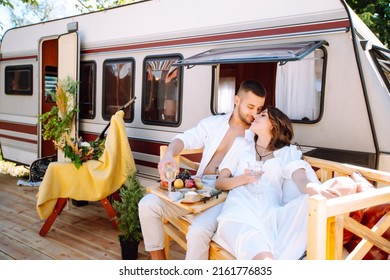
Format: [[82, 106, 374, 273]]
[[139, 80, 267, 259]]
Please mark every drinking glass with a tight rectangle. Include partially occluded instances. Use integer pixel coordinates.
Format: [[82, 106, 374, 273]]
[[163, 162, 177, 193], [247, 161, 264, 177], [247, 160, 264, 197]]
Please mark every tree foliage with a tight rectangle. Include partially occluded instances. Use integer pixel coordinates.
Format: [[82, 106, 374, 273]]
[[8, 0, 54, 27], [346, 0, 389, 47], [75, 0, 136, 13], [0, 0, 38, 28], [0, 0, 37, 8]]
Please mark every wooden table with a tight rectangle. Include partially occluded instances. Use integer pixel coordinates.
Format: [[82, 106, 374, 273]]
[[146, 184, 227, 214]]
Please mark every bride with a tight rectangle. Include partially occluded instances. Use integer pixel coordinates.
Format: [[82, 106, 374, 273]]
[[212, 106, 356, 260]]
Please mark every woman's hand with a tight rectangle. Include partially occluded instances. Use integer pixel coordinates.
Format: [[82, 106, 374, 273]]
[[306, 176, 357, 199], [306, 182, 341, 199], [243, 168, 264, 184], [216, 168, 263, 191]]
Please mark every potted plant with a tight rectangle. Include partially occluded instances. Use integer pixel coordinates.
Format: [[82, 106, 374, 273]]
[[112, 172, 145, 260]]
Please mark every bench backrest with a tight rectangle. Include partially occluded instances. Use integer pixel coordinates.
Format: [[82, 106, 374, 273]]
[[304, 156, 390, 260]]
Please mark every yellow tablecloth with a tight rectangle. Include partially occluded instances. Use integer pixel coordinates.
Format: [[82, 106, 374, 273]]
[[36, 110, 136, 219]]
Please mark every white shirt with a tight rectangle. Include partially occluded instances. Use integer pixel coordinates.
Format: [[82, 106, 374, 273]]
[[173, 113, 232, 177], [214, 137, 315, 259]]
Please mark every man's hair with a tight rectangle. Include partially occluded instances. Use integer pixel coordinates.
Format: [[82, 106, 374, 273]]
[[238, 80, 267, 98]]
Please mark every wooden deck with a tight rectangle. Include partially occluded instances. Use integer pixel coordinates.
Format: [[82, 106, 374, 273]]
[[0, 173, 185, 260]]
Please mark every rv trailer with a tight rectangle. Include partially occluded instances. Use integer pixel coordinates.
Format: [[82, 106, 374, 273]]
[[0, 0, 389, 185]]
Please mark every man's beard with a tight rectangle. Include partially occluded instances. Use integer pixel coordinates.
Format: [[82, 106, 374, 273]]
[[238, 109, 252, 126]]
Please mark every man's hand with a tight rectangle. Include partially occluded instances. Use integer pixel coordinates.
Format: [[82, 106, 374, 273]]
[[158, 151, 179, 181]]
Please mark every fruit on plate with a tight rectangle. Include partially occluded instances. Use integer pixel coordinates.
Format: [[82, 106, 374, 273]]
[[185, 178, 195, 188], [177, 169, 192, 181], [173, 178, 184, 189], [194, 177, 203, 189], [160, 180, 169, 188]]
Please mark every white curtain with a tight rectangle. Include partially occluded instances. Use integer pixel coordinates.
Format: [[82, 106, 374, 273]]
[[275, 52, 320, 121], [218, 77, 236, 114]]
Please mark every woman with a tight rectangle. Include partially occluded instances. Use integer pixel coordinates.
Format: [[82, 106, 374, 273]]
[[212, 106, 355, 260]]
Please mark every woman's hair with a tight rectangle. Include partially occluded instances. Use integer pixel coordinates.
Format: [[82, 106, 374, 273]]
[[255, 106, 294, 150]]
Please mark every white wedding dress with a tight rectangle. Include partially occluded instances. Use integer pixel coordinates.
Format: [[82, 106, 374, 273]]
[[212, 136, 318, 260]]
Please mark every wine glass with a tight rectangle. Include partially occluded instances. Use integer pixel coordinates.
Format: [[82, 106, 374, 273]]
[[163, 162, 177, 193], [247, 160, 264, 197], [247, 161, 264, 178]]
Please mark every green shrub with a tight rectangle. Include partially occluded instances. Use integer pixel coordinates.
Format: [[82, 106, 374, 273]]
[[113, 174, 145, 242]]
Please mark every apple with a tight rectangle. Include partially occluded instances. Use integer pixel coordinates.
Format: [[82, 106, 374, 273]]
[[185, 179, 195, 188], [174, 178, 184, 189], [160, 180, 168, 188], [194, 177, 203, 189]]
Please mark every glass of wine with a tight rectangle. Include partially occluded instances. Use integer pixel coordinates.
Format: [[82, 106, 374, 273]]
[[247, 161, 264, 178], [163, 162, 177, 193], [247, 160, 264, 197]]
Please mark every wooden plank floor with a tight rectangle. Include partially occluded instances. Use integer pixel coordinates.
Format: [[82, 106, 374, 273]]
[[0, 173, 185, 260]]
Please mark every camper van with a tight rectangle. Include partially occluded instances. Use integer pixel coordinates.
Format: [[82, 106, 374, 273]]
[[0, 0, 389, 185]]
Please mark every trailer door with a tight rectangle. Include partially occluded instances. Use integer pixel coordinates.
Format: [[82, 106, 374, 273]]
[[39, 32, 79, 158], [58, 32, 80, 141], [58, 32, 79, 83]]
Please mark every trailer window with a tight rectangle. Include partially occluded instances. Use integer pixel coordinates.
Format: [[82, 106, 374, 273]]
[[79, 61, 96, 119], [44, 66, 57, 102], [102, 58, 134, 122], [275, 48, 325, 122], [182, 41, 326, 122], [371, 46, 390, 93], [212, 48, 326, 122], [5, 65, 33, 95], [141, 55, 182, 126]]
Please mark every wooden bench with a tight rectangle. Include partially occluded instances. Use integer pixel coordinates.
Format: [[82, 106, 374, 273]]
[[305, 156, 390, 260], [160, 146, 390, 260]]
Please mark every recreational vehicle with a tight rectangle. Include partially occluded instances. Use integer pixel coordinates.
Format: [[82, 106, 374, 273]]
[[0, 0, 389, 185]]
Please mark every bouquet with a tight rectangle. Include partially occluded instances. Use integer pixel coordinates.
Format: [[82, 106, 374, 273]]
[[62, 134, 105, 169], [38, 76, 105, 168]]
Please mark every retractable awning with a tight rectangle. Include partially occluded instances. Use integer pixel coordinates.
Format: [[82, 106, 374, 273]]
[[174, 40, 327, 66]]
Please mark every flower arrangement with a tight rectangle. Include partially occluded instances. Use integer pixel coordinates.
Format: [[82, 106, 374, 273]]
[[62, 134, 105, 169], [38, 76, 105, 169], [0, 144, 29, 178], [38, 76, 78, 143], [0, 160, 29, 178]]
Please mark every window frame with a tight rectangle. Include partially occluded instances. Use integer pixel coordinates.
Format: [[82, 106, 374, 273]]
[[370, 45, 390, 94], [102, 57, 135, 122], [141, 54, 183, 127], [175, 41, 327, 66], [5, 65, 33, 95], [79, 60, 97, 120], [276, 46, 328, 124], [209, 46, 327, 123]]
